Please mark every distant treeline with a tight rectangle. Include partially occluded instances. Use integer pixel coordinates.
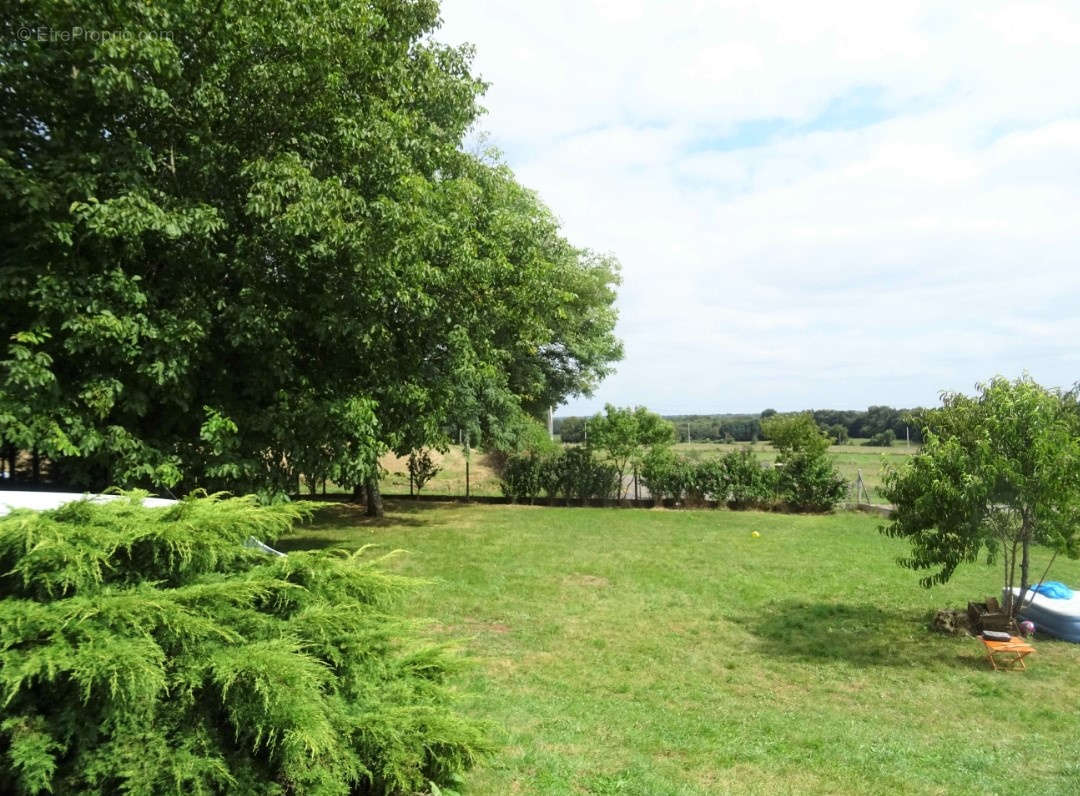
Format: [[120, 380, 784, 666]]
[[555, 406, 925, 444]]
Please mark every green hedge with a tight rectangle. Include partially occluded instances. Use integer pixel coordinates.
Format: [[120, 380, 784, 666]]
[[501, 448, 618, 503], [641, 448, 844, 512]]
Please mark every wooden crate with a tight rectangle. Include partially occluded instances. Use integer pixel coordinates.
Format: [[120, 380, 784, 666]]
[[968, 597, 1016, 633]]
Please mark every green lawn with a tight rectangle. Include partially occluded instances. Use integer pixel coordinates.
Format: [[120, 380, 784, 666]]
[[281, 502, 1080, 795]]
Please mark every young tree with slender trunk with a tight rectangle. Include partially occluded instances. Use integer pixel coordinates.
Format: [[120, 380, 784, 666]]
[[881, 376, 1080, 617], [589, 405, 676, 501]]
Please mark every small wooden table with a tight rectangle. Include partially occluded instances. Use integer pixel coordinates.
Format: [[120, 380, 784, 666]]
[[980, 636, 1035, 671]]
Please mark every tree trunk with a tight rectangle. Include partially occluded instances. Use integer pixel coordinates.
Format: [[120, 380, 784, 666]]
[[351, 482, 365, 504], [1017, 525, 1032, 619], [364, 476, 383, 518], [1008, 538, 1019, 611], [1003, 539, 1011, 614]]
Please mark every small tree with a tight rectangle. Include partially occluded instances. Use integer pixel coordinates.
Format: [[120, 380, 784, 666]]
[[864, 430, 895, 447], [881, 376, 1080, 617], [407, 448, 441, 497], [761, 413, 831, 459], [588, 405, 676, 500], [762, 413, 845, 511]]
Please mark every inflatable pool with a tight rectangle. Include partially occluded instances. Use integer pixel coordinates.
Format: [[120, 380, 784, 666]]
[[1005, 586, 1080, 643], [0, 491, 284, 557], [0, 491, 176, 517]]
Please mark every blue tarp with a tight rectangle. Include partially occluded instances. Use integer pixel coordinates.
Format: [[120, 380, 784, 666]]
[[1031, 581, 1074, 599]]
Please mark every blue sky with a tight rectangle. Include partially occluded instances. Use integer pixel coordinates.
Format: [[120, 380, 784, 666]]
[[436, 1, 1080, 416]]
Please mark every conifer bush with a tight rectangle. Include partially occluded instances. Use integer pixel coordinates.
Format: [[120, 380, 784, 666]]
[[0, 493, 489, 795]]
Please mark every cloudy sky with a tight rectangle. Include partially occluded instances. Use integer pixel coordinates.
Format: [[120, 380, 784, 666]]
[[435, 1, 1080, 416]]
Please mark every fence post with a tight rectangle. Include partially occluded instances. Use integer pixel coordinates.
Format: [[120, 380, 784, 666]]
[[464, 431, 471, 501]]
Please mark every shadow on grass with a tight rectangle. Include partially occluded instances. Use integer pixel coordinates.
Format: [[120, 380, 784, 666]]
[[745, 600, 981, 669], [277, 501, 461, 552], [306, 501, 457, 527]]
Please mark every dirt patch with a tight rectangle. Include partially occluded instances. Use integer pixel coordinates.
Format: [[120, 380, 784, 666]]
[[563, 574, 610, 588], [931, 609, 972, 636]]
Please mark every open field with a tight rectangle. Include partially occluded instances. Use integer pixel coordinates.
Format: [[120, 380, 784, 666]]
[[379, 447, 504, 497], [675, 440, 919, 503], [281, 502, 1080, 795]]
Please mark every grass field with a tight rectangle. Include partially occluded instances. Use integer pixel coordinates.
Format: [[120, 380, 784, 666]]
[[379, 447, 505, 497], [281, 502, 1080, 795], [377, 441, 917, 504]]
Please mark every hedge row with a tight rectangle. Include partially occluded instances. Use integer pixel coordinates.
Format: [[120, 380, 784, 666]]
[[641, 447, 846, 512], [501, 447, 619, 503], [501, 446, 846, 513]]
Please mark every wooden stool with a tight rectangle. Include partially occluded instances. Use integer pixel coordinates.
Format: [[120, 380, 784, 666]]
[[980, 636, 1035, 670]]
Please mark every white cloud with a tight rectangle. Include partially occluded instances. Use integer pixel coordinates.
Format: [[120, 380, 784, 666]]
[[437, 0, 1080, 414]]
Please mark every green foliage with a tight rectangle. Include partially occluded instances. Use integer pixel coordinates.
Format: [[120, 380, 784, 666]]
[[0, 494, 489, 794], [639, 446, 691, 503], [658, 414, 763, 443], [500, 447, 617, 504], [722, 449, 778, 507], [761, 413, 831, 459], [1, 0, 622, 495], [760, 413, 844, 512], [558, 406, 927, 446], [684, 458, 727, 505], [642, 446, 822, 510], [407, 449, 442, 496], [881, 376, 1080, 609], [554, 417, 587, 444], [864, 430, 895, 447], [775, 454, 846, 512], [482, 412, 559, 470], [561, 447, 619, 503], [588, 405, 675, 499], [755, 413, 843, 511], [499, 453, 546, 504]]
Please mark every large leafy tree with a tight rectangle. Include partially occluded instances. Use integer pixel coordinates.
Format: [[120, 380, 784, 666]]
[[880, 376, 1080, 615], [1, 0, 621, 497]]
